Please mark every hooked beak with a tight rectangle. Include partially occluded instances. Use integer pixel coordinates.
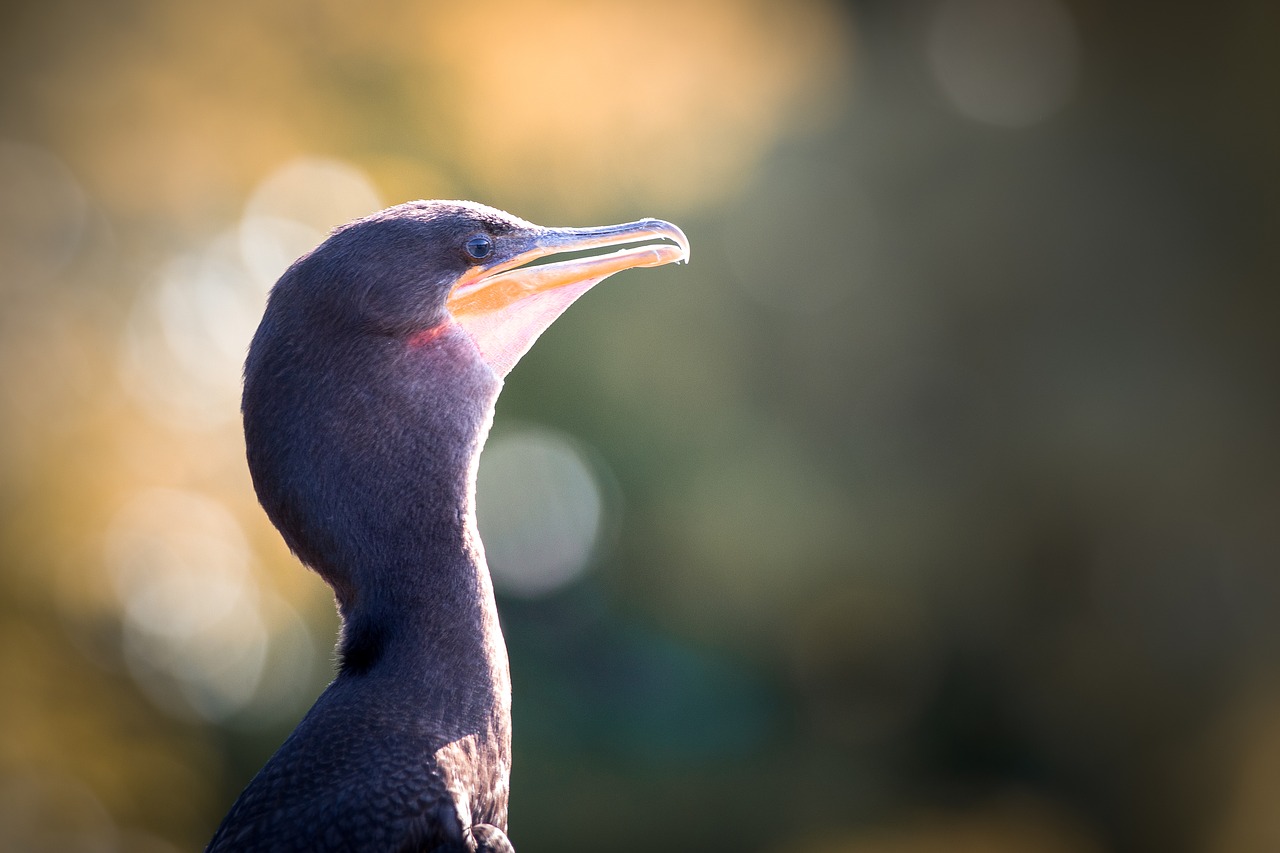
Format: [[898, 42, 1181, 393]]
[[446, 218, 690, 377]]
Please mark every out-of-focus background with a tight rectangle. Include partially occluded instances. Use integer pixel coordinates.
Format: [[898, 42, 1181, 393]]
[[2, 1, 1278, 850]]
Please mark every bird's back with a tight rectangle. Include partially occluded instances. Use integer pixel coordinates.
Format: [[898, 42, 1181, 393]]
[[206, 674, 511, 852]]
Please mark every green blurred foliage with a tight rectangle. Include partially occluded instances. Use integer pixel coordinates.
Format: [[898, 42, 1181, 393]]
[[2, 1, 1280, 851]]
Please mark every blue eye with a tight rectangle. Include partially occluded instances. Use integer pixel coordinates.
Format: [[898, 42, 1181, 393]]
[[464, 235, 493, 260]]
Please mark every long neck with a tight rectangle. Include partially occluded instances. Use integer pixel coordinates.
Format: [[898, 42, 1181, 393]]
[[335, 440, 499, 681], [336, 377, 505, 691], [244, 321, 509, 720], [332, 334, 504, 681]]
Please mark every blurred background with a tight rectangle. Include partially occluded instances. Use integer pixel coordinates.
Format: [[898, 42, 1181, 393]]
[[2, 0, 1278, 850]]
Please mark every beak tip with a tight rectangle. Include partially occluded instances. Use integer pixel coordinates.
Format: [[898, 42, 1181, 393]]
[[650, 218, 691, 265]]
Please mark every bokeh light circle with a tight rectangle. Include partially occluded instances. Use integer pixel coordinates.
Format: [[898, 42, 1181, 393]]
[[927, 0, 1079, 127], [0, 139, 89, 289], [119, 232, 263, 429], [104, 488, 267, 722], [476, 425, 612, 598], [239, 157, 383, 288]]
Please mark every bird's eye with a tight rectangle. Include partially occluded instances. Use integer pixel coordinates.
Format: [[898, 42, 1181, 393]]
[[464, 235, 493, 260]]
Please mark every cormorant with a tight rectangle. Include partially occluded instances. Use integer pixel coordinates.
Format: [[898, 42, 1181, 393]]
[[206, 200, 689, 852]]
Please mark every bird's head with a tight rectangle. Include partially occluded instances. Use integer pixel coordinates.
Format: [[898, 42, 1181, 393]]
[[275, 199, 689, 377]]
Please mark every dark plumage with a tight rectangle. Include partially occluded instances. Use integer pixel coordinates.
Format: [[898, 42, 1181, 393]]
[[207, 200, 687, 852]]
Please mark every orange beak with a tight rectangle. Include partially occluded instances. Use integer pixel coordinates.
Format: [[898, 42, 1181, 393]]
[[446, 218, 690, 377]]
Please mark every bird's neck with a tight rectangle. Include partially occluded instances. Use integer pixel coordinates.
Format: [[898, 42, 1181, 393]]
[[245, 322, 512, 735], [336, 383, 503, 675], [339, 547, 511, 739], [325, 334, 510, 739]]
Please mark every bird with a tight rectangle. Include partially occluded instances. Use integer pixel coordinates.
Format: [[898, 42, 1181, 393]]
[[205, 200, 689, 852]]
